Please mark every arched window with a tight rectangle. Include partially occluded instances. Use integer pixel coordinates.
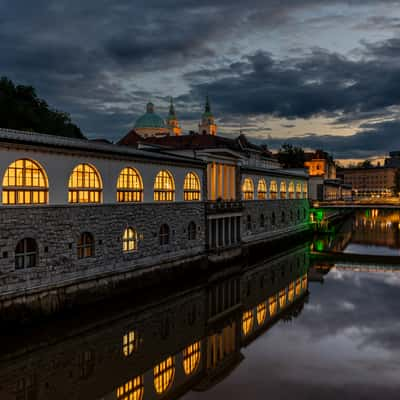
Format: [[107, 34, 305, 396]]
[[184, 172, 201, 201], [288, 181, 295, 199], [182, 341, 201, 375], [270, 180, 278, 200], [154, 357, 175, 394], [296, 182, 302, 199], [122, 330, 139, 357], [117, 376, 144, 400], [122, 228, 138, 252], [280, 181, 287, 199], [3, 159, 48, 205], [77, 232, 95, 259], [303, 182, 308, 199], [260, 213, 265, 228], [256, 302, 267, 325], [188, 221, 196, 241], [15, 238, 37, 269], [154, 170, 175, 201], [242, 178, 254, 200], [117, 167, 143, 202], [68, 164, 102, 203], [257, 179, 267, 200], [159, 224, 170, 246], [242, 310, 253, 336]]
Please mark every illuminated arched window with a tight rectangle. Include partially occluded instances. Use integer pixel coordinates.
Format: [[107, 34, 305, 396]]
[[77, 232, 94, 259], [116, 376, 144, 400], [122, 228, 138, 252], [117, 167, 143, 202], [295, 278, 302, 296], [154, 357, 175, 394], [269, 295, 277, 317], [303, 182, 308, 199], [184, 172, 201, 201], [270, 180, 278, 200], [279, 289, 286, 309], [2, 159, 48, 205], [68, 164, 102, 203], [182, 341, 201, 375], [242, 178, 254, 200], [280, 181, 287, 199], [296, 182, 302, 199], [288, 181, 295, 199], [257, 179, 267, 200], [159, 224, 170, 246], [288, 282, 294, 302], [242, 310, 253, 336], [256, 302, 267, 325], [15, 238, 37, 269], [188, 221, 196, 241], [154, 170, 175, 201], [123, 330, 139, 357]]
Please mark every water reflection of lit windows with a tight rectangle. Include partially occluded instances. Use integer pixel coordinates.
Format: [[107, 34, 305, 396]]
[[279, 289, 286, 309], [207, 323, 236, 369], [116, 376, 144, 400], [242, 310, 253, 336], [269, 295, 277, 317], [122, 330, 139, 357], [295, 278, 302, 296], [256, 302, 267, 325], [302, 274, 308, 290], [16, 375, 37, 400], [183, 341, 201, 375], [288, 282, 294, 302], [154, 357, 175, 394], [79, 350, 94, 379]]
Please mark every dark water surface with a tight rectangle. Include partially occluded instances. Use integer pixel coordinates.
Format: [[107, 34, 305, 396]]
[[1, 210, 400, 400]]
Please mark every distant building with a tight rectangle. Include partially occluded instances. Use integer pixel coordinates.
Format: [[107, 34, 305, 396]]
[[385, 151, 400, 168], [337, 166, 397, 198], [133, 102, 170, 137], [304, 150, 336, 179]]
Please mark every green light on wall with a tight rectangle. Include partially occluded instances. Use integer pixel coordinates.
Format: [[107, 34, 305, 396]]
[[316, 210, 324, 222], [365, 209, 370, 218], [315, 240, 325, 252]]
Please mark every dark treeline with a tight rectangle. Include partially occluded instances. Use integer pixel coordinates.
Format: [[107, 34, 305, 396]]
[[0, 77, 85, 139]]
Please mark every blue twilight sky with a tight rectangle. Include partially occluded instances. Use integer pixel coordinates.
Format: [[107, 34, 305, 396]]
[[2, 0, 400, 161]]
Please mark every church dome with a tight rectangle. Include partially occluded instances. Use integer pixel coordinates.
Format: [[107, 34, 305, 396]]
[[134, 102, 166, 129]]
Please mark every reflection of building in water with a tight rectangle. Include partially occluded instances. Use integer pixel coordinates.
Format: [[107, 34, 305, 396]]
[[0, 246, 309, 400]]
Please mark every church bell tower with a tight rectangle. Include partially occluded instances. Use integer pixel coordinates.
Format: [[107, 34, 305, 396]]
[[199, 96, 217, 136]]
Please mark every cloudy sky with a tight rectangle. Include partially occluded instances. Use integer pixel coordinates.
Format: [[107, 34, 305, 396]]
[[2, 1, 400, 161]]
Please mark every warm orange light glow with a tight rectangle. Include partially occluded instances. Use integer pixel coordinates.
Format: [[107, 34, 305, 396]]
[[242, 310, 253, 336], [184, 172, 201, 201], [154, 170, 175, 201], [270, 180, 278, 200], [280, 181, 287, 199], [257, 179, 267, 200], [242, 178, 254, 200], [117, 167, 143, 202], [183, 341, 201, 375], [279, 289, 286, 309], [154, 357, 175, 394], [123, 228, 138, 252], [116, 376, 144, 400], [2, 159, 48, 205], [288, 181, 295, 199], [269, 295, 277, 316], [68, 163, 102, 203], [288, 282, 294, 302], [122, 330, 139, 357], [256, 302, 267, 325]]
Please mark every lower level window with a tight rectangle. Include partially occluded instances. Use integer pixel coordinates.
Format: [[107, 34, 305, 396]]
[[159, 224, 170, 246], [15, 238, 37, 269], [78, 232, 95, 259]]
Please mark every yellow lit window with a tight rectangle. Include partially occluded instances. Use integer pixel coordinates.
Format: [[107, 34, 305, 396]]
[[256, 302, 267, 325], [269, 295, 277, 317], [288, 182, 295, 199], [288, 282, 294, 302], [242, 310, 253, 336], [296, 183, 302, 199], [302, 274, 308, 290], [2, 159, 48, 205], [270, 180, 278, 200], [279, 289, 286, 309], [295, 278, 301, 296], [303, 183, 308, 198], [154, 170, 175, 201], [116, 376, 144, 400], [257, 179, 267, 200], [242, 178, 254, 200], [123, 330, 139, 357], [280, 181, 287, 199], [77, 232, 94, 259], [154, 357, 175, 394], [184, 172, 201, 201], [68, 164, 102, 203], [182, 341, 201, 375], [117, 167, 143, 202], [123, 228, 138, 252]]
